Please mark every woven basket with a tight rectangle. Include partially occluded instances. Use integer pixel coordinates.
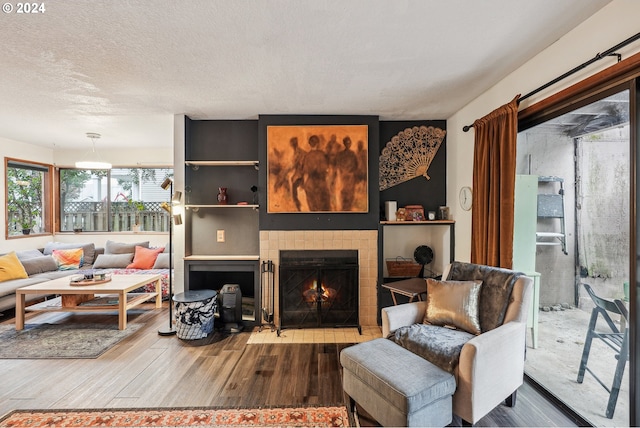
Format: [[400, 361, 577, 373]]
[[386, 257, 421, 277]]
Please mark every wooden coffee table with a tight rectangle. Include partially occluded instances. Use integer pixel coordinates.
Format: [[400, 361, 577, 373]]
[[15, 274, 163, 330]]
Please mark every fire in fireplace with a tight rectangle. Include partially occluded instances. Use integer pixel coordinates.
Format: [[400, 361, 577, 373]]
[[279, 250, 359, 332], [302, 280, 338, 304]]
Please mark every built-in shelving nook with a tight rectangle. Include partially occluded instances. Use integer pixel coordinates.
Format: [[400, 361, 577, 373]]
[[184, 119, 260, 326]]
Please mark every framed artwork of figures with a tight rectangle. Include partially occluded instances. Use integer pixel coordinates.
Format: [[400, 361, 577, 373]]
[[267, 124, 369, 213]]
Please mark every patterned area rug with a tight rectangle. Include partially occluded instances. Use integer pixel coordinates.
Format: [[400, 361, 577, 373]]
[[0, 406, 352, 427], [0, 323, 143, 359]]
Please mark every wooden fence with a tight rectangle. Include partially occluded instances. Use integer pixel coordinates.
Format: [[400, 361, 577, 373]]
[[8, 201, 171, 233], [61, 210, 170, 232]]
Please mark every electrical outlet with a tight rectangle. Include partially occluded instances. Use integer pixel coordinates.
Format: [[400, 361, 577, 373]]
[[216, 230, 225, 242]]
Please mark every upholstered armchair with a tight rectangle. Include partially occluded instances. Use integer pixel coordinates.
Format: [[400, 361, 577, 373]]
[[381, 262, 533, 425]]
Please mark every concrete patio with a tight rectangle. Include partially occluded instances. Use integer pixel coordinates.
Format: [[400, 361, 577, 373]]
[[525, 306, 629, 427]]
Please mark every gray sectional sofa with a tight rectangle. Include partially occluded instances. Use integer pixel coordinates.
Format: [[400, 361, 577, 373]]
[[0, 240, 170, 313]]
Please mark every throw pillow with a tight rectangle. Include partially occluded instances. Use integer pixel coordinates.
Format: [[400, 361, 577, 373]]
[[152, 253, 170, 269], [43, 242, 96, 265], [127, 246, 164, 269], [105, 240, 150, 255], [0, 252, 29, 282], [52, 248, 84, 270], [424, 278, 483, 335], [20, 256, 58, 276], [446, 261, 519, 332], [15, 249, 45, 260], [93, 253, 135, 269]]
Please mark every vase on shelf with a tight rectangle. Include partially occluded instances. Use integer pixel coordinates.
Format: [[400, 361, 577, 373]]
[[217, 187, 228, 205]]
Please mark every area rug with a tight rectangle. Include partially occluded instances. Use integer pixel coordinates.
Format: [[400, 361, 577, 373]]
[[0, 406, 352, 427], [0, 323, 143, 359]]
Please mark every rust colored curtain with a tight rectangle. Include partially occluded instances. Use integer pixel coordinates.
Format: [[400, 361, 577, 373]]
[[470, 95, 520, 268]]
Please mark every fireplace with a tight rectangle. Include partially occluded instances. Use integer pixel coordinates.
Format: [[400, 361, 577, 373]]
[[279, 250, 359, 332]]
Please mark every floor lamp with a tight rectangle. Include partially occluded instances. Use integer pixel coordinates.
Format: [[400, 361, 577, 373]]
[[159, 177, 182, 336]]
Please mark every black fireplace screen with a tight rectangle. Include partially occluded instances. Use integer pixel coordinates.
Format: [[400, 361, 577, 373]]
[[279, 250, 358, 329]]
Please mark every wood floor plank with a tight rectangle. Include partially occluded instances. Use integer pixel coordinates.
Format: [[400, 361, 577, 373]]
[[189, 349, 248, 407], [318, 344, 344, 405], [294, 344, 317, 404], [126, 345, 204, 406], [0, 306, 578, 427], [264, 345, 297, 406], [217, 342, 258, 404]]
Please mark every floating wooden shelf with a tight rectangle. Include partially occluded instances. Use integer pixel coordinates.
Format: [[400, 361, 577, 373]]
[[380, 220, 455, 225], [185, 160, 259, 168]]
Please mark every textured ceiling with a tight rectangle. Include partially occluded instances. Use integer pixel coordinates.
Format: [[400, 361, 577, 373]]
[[0, 0, 611, 149]]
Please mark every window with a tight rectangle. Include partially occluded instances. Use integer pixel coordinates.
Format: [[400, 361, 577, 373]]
[[5, 158, 52, 237], [59, 167, 173, 232]]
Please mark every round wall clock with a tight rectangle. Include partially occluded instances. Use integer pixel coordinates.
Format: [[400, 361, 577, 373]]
[[459, 186, 473, 211]]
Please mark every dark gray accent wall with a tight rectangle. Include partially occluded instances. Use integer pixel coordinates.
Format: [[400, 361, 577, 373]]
[[379, 120, 447, 217], [186, 119, 258, 161], [184, 117, 447, 233], [184, 118, 259, 257]]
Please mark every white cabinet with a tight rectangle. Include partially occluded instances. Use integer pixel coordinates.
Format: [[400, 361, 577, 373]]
[[513, 174, 541, 348]]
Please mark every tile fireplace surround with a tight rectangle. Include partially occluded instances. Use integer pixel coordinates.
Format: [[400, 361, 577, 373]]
[[259, 230, 378, 326]]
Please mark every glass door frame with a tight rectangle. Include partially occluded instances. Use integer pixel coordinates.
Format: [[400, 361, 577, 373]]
[[518, 55, 640, 424]]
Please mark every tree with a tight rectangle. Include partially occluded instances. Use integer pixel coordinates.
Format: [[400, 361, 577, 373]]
[[116, 168, 158, 194], [7, 167, 43, 231], [59, 169, 92, 207], [128, 199, 145, 225]]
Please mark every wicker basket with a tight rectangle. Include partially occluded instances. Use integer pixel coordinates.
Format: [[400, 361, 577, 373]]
[[386, 257, 421, 277]]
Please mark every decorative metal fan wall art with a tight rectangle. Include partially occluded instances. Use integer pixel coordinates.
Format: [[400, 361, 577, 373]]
[[379, 126, 446, 191]]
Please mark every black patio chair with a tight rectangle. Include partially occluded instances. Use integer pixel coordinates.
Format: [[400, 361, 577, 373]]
[[577, 283, 629, 419]]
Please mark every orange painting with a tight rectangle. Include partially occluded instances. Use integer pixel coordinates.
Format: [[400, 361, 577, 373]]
[[267, 125, 369, 213]]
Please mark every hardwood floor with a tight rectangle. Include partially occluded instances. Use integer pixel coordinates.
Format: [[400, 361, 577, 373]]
[[0, 304, 578, 426]]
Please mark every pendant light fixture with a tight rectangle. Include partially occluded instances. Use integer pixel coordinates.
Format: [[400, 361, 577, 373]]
[[75, 132, 112, 169]]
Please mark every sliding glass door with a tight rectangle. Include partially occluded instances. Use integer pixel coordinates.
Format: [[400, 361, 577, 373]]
[[517, 86, 632, 426]]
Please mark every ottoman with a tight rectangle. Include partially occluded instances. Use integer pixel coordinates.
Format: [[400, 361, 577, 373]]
[[174, 289, 217, 339], [340, 338, 455, 427]]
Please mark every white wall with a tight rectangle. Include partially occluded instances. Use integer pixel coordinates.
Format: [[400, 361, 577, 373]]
[[54, 148, 172, 168], [447, 0, 640, 261], [173, 114, 186, 294]]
